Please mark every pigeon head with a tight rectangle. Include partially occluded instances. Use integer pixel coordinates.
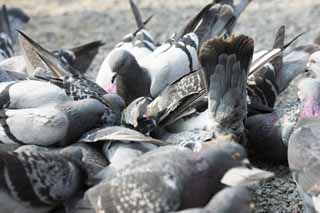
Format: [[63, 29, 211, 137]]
[[297, 78, 320, 118], [108, 48, 151, 105], [307, 51, 320, 79], [194, 141, 250, 188], [108, 48, 138, 76]]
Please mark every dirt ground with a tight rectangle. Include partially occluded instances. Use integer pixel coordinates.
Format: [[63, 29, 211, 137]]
[[2, 0, 320, 212]]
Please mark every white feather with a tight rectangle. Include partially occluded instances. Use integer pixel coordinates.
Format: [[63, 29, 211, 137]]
[[5, 106, 69, 145]]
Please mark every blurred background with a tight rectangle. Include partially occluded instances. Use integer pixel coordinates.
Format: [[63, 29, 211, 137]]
[[2, 0, 320, 79]]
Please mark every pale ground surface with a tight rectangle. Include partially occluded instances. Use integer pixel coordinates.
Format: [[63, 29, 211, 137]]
[[2, 0, 320, 212]]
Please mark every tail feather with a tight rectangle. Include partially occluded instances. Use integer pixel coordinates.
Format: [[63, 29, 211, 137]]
[[0, 5, 12, 39], [247, 26, 286, 110], [129, 0, 144, 29], [271, 25, 285, 82], [68, 40, 105, 73], [18, 30, 63, 77], [199, 35, 253, 137], [176, 3, 235, 46]]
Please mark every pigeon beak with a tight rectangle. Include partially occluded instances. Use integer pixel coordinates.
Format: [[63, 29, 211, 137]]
[[221, 161, 274, 187]]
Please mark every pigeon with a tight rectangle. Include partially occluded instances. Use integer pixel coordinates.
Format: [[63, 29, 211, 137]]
[[247, 26, 286, 112], [172, 186, 254, 213], [96, 0, 156, 93], [247, 26, 305, 114], [78, 125, 169, 181], [15, 142, 108, 187], [166, 34, 253, 141], [0, 149, 85, 213], [0, 98, 107, 146], [288, 77, 320, 213], [18, 30, 104, 77], [109, 32, 200, 104], [17, 31, 126, 122], [0, 80, 72, 109], [86, 142, 261, 212], [99, 2, 238, 103], [52, 40, 105, 74], [244, 27, 310, 163]]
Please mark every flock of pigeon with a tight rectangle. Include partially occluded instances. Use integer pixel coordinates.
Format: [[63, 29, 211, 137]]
[[1, 0, 320, 212]]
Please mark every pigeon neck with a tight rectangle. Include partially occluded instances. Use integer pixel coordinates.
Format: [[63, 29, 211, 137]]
[[300, 96, 320, 119]]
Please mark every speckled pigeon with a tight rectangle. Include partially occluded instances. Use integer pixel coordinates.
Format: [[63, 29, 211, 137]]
[[86, 142, 255, 212]]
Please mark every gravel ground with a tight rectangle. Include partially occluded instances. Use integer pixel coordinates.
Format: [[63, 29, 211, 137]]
[[3, 0, 320, 212]]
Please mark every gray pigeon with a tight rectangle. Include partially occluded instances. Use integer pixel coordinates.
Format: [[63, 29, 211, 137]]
[[247, 26, 305, 114], [245, 104, 299, 164], [98, 2, 237, 103], [0, 98, 107, 146], [15, 143, 108, 187], [288, 78, 320, 213], [86, 142, 256, 212], [109, 32, 200, 104], [18, 30, 105, 78], [0, 149, 84, 213], [96, 0, 156, 93], [0, 80, 72, 109], [245, 27, 310, 164], [172, 186, 254, 213], [166, 35, 253, 142], [79, 125, 167, 180], [17, 31, 125, 124]]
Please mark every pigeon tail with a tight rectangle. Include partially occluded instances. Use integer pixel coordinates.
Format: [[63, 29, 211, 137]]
[[199, 34, 253, 138], [53, 40, 105, 74], [176, 3, 235, 46], [129, 0, 144, 29]]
